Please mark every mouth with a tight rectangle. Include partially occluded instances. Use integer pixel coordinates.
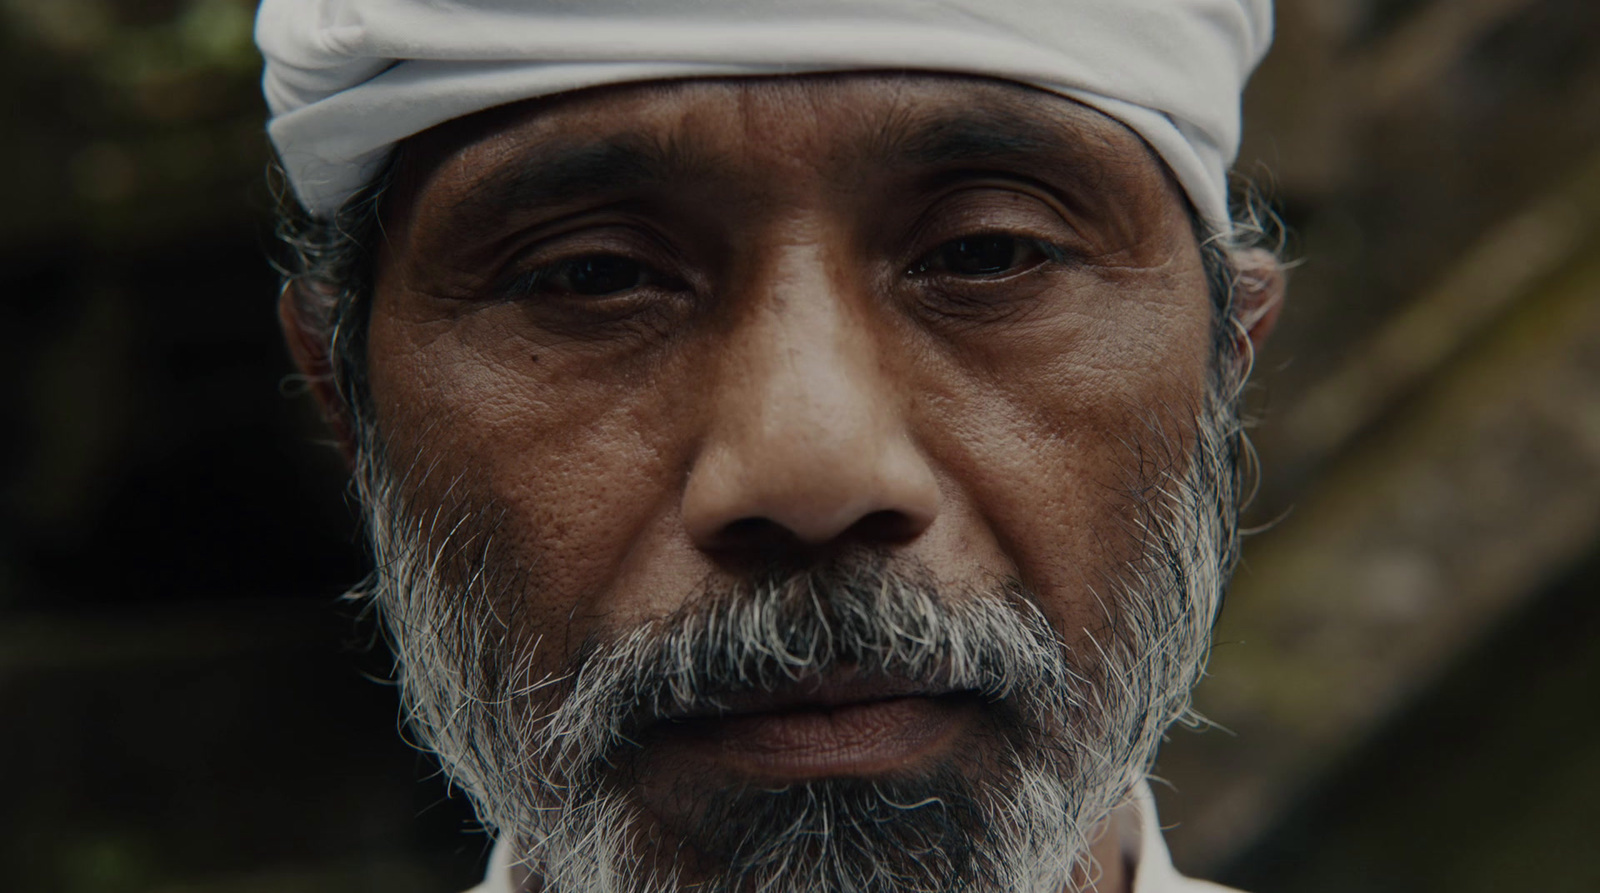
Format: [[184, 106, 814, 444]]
[[640, 674, 985, 781]]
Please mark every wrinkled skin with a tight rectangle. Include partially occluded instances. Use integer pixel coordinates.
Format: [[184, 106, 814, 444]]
[[283, 73, 1283, 892]]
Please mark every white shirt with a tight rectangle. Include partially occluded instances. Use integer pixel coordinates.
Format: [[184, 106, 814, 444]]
[[1122, 783, 1241, 893], [463, 782, 1239, 893]]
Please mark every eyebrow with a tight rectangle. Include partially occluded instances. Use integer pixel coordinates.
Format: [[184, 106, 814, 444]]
[[887, 109, 1072, 167], [441, 136, 683, 227]]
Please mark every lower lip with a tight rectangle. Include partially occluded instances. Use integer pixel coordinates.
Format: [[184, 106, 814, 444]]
[[651, 694, 981, 780]]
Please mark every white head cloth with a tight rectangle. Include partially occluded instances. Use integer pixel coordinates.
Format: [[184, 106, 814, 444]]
[[257, 0, 1272, 229]]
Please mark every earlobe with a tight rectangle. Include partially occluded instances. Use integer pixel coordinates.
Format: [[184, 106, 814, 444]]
[[1229, 246, 1286, 358], [278, 280, 360, 462]]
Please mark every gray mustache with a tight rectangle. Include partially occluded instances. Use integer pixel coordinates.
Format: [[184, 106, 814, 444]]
[[546, 555, 1079, 766]]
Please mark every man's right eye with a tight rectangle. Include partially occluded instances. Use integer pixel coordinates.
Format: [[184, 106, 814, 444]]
[[518, 254, 652, 297], [933, 235, 1028, 276]]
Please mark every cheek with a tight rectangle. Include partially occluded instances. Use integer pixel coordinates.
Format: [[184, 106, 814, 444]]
[[916, 281, 1214, 635], [365, 307, 703, 657]]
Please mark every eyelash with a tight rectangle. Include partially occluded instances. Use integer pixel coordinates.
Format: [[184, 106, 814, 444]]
[[497, 248, 695, 308], [493, 225, 1073, 311], [906, 233, 1073, 279]]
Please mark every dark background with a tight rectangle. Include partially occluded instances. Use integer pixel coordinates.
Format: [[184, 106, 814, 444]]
[[3, 0, 1598, 890]]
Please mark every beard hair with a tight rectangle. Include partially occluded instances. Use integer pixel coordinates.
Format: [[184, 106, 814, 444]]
[[348, 374, 1242, 893]]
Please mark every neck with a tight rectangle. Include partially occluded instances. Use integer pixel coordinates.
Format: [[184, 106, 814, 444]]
[[1079, 806, 1136, 893]]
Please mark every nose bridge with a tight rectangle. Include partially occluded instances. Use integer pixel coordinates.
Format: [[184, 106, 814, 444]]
[[747, 254, 879, 451], [682, 243, 939, 549]]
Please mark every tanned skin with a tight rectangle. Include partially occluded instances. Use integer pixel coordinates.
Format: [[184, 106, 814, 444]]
[[282, 74, 1283, 893]]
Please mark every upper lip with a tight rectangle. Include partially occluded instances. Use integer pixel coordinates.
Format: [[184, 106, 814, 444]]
[[659, 672, 957, 722]]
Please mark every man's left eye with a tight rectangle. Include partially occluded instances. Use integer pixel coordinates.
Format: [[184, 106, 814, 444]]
[[910, 235, 1060, 278], [544, 254, 650, 296]]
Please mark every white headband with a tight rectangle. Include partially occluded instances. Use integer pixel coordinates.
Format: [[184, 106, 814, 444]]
[[257, 0, 1272, 229]]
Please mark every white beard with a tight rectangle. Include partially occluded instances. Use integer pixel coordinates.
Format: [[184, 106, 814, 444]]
[[350, 381, 1240, 893]]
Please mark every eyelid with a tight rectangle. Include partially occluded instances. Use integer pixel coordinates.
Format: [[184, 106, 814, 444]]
[[907, 235, 1071, 278], [905, 180, 1085, 260], [912, 176, 1081, 231], [500, 252, 675, 301], [514, 220, 677, 266], [494, 223, 689, 299]]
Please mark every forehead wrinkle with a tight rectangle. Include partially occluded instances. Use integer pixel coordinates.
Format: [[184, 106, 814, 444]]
[[892, 110, 1057, 167], [398, 76, 1175, 252], [864, 87, 1127, 173], [432, 125, 728, 231], [849, 91, 1177, 243], [860, 97, 1174, 240]]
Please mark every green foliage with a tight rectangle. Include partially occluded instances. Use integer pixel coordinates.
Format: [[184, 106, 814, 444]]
[[0, 0, 268, 245]]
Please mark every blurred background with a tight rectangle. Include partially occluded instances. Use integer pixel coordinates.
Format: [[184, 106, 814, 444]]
[[2, 0, 1598, 890]]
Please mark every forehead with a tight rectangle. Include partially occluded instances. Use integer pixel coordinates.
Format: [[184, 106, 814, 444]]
[[382, 73, 1183, 229]]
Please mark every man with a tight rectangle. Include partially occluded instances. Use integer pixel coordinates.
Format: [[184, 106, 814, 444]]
[[256, 2, 1284, 891]]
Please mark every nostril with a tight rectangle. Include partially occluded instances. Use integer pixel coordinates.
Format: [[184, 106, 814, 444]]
[[715, 516, 802, 551], [843, 509, 923, 544], [711, 510, 922, 555]]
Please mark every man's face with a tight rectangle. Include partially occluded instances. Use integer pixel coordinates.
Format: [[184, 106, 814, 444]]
[[346, 74, 1242, 892]]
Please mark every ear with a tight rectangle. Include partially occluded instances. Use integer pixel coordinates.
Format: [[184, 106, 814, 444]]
[[278, 281, 359, 463], [1228, 246, 1286, 368]]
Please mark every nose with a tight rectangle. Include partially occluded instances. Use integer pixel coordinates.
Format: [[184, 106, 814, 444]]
[[681, 260, 940, 555]]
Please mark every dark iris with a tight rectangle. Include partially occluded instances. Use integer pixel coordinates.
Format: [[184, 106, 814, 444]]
[[933, 236, 1025, 276], [551, 255, 646, 296]]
